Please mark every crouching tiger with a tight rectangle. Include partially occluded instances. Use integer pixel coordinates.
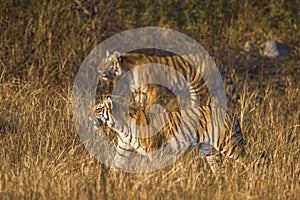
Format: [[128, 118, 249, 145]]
[[89, 96, 246, 174]]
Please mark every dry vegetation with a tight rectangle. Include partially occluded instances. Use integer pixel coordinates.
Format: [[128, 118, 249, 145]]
[[0, 0, 299, 199]]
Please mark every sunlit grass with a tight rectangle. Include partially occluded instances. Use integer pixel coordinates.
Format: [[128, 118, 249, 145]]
[[0, 1, 299, 199]]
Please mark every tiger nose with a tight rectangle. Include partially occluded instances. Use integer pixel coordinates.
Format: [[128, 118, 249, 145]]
[[101, 71, 111, 80]]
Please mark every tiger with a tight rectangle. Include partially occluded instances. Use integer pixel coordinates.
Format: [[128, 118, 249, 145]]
[[97, 50, 240, 113], [89, 96, 246, 174]]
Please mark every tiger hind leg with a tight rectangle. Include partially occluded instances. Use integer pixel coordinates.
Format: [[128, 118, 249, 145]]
[[205, 150, 224, 176]]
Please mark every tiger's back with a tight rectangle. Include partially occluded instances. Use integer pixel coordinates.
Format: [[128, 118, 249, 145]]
[[123, 104, 245, 158], [97, 51, 239, 114]]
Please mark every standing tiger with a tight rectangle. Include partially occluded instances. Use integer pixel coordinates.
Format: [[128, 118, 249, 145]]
[[89, 96, 246, 174], [97, 50, 240, 113]]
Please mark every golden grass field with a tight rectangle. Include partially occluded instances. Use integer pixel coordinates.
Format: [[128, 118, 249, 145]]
[[0, 1, 299, 199]]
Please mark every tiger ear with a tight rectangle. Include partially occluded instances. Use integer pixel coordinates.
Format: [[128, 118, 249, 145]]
[[106, 96, 113, 109], [106, 50, 110, 57], [113, 51, 121, 59]]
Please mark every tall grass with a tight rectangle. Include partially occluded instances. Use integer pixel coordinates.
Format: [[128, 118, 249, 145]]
[[0, 1, 299, 199]]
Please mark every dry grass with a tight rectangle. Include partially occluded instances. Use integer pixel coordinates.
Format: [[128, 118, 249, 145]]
[[1, 1, 299, 199]]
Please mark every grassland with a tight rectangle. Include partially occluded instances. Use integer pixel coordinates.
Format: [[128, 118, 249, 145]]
[[0, 1, 299, 199]]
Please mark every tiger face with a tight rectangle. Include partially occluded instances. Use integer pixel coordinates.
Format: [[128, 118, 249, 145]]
[[89, 97, 114, 129], [97, 50, 122, 80]]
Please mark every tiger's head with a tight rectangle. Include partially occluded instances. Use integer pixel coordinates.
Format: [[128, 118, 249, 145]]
[[97, 50, 123, 80], [89, 96, 115, 130]]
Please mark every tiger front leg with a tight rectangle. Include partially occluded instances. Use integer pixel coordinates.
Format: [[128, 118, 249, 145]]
[[112, 141, 135, 171]]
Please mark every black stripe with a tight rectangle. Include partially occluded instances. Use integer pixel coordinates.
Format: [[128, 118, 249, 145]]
[[116, 151, 126, 157], [118, 135, 128, 144], [117, 145, 129, 151], [180, 110, 197, 141], [167, 113, 182, 151]]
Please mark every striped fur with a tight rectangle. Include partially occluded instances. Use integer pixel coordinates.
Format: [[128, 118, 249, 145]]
[[89, 97, 246, 174], [98, 50, 239, 112]]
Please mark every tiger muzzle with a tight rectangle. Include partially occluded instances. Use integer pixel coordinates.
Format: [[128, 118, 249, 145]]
[[88, 115, 103, 130], [101, 70, 114, 80]]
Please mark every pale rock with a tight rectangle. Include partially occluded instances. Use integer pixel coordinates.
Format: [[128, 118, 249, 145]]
[[263, 40, 289, 58]]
